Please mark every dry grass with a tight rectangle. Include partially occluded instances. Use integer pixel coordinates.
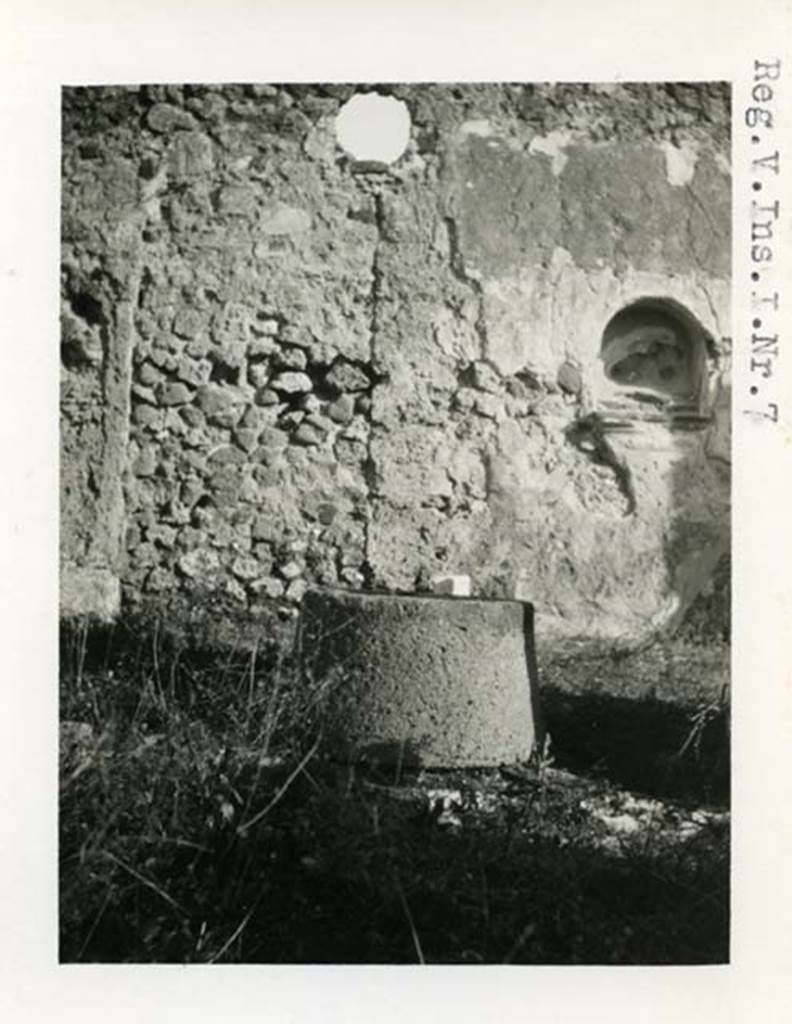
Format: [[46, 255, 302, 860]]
[[59, 612, 729, 964]]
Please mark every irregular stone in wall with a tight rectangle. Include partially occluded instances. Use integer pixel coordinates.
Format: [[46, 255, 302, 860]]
[[171, 311, 203, 343], [157, 382, 192, 406], [224, 578, 247, 603], [148, 347, 179, 372], [340, 568, 365, 588], [177, 548, 220, 578], [195, 383, 239, 424], [305, 413, 333, 435], [557, 361, 583, 395], [208, 348, 246, 383], [260, 205, 311, 235], [300, 394, 322, 415], [275, 347, 308, 371], [253, 463, 281, 486], [182, 431, 209, 454], [179, 479, 205, 506], [286, 579, 307, 602], [147, 103, 199, 133], [175, 357, 211, 387], [166, 131, 215, 180], [132, 541, 159, 568], [470, 361, 501, 393], [233, 428, 260, 453], [186, 337, 210, 359], [210, 303, 249, 348], [208, 445, 247, 466], [249, 576, 285, 599], [325, 361, 371, 393], [136, 360, 164, 387], [256, 318, 280, 337], [237, 405, 264, 430], [175, 526, 205, 552], [474, 393, 505, 420], [316, 502, 337, 525], [132, 403, 160, 428], [248, 362, 270, 388], [327, 394, 355, 424], [293, 422, 325, 446], [208, 465, 247, 506], [179, 403, 205, 427], [254, 387, 280, 406], [148, 524, 177, 548], [231, 554, 262, 581], [280, 411, 305, 430], [259, 426, 289, 450], [334, 437, 367, 466], [217, 184, 259, 217], [133, 446, 158, 477], [251, 515, 281, 543], [271, 372, 313, 394], [278, 560, 303, 581]]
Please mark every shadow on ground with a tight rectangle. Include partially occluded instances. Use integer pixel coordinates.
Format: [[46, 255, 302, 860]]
[[541, 684, 729, 806], [59, 613, 730, 965]]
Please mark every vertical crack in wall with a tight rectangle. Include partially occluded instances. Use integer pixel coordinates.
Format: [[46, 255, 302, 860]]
[[444, 215, 489, 361], [358, 189, 387, 587]]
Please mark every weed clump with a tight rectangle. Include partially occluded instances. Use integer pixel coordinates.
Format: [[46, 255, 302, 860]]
[[59, 614, 729, 964]]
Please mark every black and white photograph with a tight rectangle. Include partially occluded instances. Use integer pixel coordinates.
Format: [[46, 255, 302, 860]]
[[1, 1, 791, 1022], [58, 79, 732, 965]]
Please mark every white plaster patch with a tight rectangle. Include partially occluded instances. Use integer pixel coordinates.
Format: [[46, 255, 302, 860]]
[[260, 205, 311, 236], [459, 119, 494, 138], [661, 141, 699, 187], [714, 151, 731, 176], [528, 130, 572, 175]]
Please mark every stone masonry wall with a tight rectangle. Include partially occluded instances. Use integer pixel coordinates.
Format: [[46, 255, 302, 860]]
[[60, 83, 731, 646]]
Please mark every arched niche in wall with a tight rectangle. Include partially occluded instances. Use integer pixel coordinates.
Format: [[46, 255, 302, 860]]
[[598, 299, 712, 427]]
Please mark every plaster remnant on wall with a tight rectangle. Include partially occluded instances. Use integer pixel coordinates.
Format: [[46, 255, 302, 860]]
[[260, 206, 312, 235], [459, 119, 494, 138], [661, 141, 699, 187], [60, 83, 731, 650], [528, 130, 572, 175]]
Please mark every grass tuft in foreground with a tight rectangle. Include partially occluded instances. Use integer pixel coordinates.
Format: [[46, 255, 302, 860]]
[[60, 613, 729, 964]]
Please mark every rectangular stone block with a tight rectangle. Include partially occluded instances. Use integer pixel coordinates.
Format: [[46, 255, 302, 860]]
[[430, 573, 472, 597]]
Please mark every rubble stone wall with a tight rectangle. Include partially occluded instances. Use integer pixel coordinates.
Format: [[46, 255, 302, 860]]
[[60, 83, 731, 645]]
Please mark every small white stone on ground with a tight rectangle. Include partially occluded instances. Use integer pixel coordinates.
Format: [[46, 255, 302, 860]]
[[430, 574, 472, 597]]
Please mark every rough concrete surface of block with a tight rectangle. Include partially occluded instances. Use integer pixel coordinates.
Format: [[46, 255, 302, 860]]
[[298, 588, 539, 767]]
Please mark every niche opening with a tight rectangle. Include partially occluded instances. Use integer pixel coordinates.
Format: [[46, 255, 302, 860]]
[[599, 299, 710, 426]]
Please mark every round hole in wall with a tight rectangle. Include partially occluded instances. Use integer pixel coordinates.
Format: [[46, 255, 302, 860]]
[[335, 92, 411, 164]]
